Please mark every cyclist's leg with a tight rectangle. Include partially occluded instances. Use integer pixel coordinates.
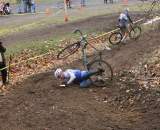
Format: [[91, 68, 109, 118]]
[[120, 27, 125, 40], [80, 79, 91, 88], [81, 70, 103, 80], [121, 23, 129, 42]]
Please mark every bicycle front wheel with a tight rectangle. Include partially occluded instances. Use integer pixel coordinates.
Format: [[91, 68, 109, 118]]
[[57, 42, 80, 59], [88, 60, 113, 87], [129, 26, 141, 40], [109, 32, 123, 45]]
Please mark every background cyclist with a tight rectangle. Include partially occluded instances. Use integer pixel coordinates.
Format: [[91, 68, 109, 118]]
[[118, 8, 133, 42]]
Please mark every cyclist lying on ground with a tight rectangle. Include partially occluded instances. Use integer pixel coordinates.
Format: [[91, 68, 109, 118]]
[[118, 8, 133, 42], [54, 68, 104, 88]]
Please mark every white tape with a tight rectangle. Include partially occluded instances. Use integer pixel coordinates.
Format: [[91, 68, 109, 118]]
[[144, 16, 160, 25]]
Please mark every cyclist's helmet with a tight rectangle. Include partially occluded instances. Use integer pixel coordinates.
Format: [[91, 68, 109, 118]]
[[54, 68, 63, 78], [124, 8, 129, 13]]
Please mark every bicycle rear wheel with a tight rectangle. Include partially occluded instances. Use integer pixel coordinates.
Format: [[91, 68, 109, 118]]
[[88, 60, 113, 87], [57, 42, 80, 59], [129, 26, 142, 40], [109, 32, 123, 45]]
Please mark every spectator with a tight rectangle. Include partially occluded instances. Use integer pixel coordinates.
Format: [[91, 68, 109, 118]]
[[17, 0, 22, 13], [0, 40, 8, 94], [104, 0, 113, 4], [23, 0, 28, 13], [81, 0, 86, 7], [3, 2, 11, 15], [31, 0, 36, 13], [104, 0, 107, 4], [66, 0, 71, 8], [27, 0, 32, 13], [22, 0, 32, 13], [0, 1, 4, 15]]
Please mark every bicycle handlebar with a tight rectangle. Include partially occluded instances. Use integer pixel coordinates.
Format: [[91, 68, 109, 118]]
[[73, 28, 83, 37], [73, 28, 88, 46], [73, 29, 102, 55]]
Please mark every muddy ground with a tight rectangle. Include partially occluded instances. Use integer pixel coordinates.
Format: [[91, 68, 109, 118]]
[[0, 12, 160, 130]]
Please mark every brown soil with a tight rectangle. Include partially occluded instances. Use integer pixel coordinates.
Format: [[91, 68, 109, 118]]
[[0, 14, 160, 130]]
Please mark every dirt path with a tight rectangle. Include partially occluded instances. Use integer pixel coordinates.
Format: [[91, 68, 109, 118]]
[[0, 28, 159, 130]]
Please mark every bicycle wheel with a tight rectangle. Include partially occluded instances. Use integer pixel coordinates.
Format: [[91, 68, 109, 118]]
[[109, 32, 123, 45], [129, 26, 142, 40], [88, 60, 113, 87], [57, 42, 80, 59]]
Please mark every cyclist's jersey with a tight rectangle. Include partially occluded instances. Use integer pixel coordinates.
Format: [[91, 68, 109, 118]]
[[63, 69, 87, 84], [118, 11, 132, 27]]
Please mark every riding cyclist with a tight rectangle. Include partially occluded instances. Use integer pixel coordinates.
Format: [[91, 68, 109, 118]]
[[54, 68, 104, 88], [118, 8, 133, 42]]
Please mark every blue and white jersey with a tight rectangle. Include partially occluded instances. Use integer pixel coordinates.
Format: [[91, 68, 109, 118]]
[[118, 11, 132, 27], [119, 13, 128, 22], [63, 69, 85, 84]]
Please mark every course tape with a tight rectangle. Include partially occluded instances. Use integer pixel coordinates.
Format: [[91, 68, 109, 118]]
[[0, 18, 153, 72]]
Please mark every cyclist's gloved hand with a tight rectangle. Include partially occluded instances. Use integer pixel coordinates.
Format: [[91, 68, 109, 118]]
[[60, 81, 68, 87], [60, 84, 67, 87]]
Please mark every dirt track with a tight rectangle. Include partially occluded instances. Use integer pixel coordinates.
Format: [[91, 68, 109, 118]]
[[0, 14, 160, 130]]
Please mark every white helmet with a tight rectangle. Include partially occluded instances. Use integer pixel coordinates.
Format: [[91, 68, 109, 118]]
[[54, 68, 62, 78], [124, 8, 129, 12]]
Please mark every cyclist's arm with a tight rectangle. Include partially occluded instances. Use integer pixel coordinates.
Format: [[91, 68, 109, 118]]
[[66, 71, 76, 84], [127, 13, 133, 23]]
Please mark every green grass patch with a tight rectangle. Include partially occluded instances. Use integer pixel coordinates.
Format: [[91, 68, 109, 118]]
[[5, 32, 80, 57]]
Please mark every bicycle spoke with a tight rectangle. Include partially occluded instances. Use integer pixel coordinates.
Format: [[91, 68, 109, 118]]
[[57, 42, 80, 59], [88, 60, 113, 87], [109, 32, 122, 45], [129, 26, 141, 40]]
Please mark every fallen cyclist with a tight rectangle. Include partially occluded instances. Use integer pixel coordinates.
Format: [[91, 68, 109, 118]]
[[54, 68, 104, 88], [118, 8, 133, 43]]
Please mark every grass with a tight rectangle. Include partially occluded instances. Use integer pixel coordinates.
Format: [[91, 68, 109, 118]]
[[5, 33, 80, 57], [0, 21, 46, 36], [3, 1, 160, 58]]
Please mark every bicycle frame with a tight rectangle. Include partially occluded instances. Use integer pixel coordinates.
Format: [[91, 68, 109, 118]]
[[118, 23, 133, 37], [73, 29, 102, 69]]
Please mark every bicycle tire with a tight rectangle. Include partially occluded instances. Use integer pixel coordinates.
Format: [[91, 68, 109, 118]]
[[57, 42, 80, 59], [129, 26, 142, 40], [109, 32, 123, 45], [87, 60, 113, 87]]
